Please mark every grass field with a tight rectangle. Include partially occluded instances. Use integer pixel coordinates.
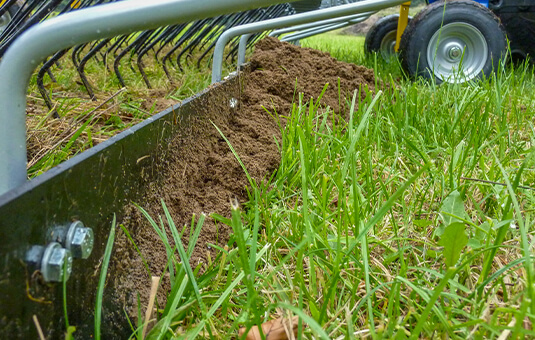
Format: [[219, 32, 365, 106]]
[[39, 32, 535, 338]]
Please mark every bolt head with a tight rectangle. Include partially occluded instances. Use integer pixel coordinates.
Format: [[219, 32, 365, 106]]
[[41, 243, 72, 283], [70, 227, 94, 259], [66, 221, 94, 259], [449, 46, 462, 59]]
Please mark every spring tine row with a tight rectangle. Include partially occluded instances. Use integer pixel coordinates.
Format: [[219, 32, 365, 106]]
[[0, 0, 64, 56], [17, 1, 352, 115], [114, 29, 154, 88], [78, 38, 111, 100], [0, 0, 17, 18]]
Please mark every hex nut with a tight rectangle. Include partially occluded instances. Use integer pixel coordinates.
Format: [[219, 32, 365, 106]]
[[41, 242, 72, 283], [65, 221, 94, 259]]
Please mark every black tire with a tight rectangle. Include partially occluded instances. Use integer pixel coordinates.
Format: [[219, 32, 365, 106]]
[[365, 14, 411, 62], [493, 10, 535, 63], [399, 0, 507, 84]]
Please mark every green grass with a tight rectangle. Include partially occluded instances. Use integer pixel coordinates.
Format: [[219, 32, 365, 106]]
[[49, 31, 535, 338], [302, 32, 404, 82], [127, 49, 535, 338]]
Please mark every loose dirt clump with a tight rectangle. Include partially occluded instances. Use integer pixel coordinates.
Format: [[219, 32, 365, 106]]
[[113, 37, 377, 315]]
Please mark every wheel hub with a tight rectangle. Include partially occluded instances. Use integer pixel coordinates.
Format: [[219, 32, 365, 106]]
[[445, 43, 463, 61], [380, 30, 398, 62], [426, 22, 488, 82]]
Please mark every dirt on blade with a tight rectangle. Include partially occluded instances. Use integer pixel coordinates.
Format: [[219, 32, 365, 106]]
[[112, 37, 377, 315]]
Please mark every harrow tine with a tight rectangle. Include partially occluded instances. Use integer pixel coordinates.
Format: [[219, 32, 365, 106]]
[[161, 19, 208, 79], [113, 30, 153, 88], [0, 1, 40, 43], [127, 30, 155, 73], [45, 61, 57, 83], [134, 28, 166, 88], [78, 38, 111, 100], [0, 0, 17, 18], [197, 15, 235, 52], [176, 16, 227, 71], [198, 9, 264, 67], [223, 8, 276, 63], [142, 25, 179, 64], [34, 0, 115, 111], [71, 43, 86, 69], [195, 12, 253, 68], [105, 35, 128, 58], [36, 49, 68, 118], [110, 34, 133, 58], [0, 0, 64, 56], [154, 24, 188, 62], [136, 27, 174, 88]]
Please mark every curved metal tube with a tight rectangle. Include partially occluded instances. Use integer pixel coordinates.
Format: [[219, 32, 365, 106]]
[[281, 14, 371, 42], [212, 0, 407, 84], [269, 11, 375, 37], [237, 33, 253, 67], [0, 0, 295, 196], [237, 12, 374, 66]]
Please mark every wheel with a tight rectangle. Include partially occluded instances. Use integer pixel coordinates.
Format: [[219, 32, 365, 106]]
[[0, 3, 20, 34], [399, 0, 507, 84], [365, 14, 411, 62]]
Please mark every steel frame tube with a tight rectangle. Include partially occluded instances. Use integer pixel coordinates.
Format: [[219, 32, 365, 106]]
[[269, 11, 375, 37], [0, 0, 296, 196], [212, 0, 406, 84], [238, 13, 374, 67], [281, 15, 371, 42], [237, 33, 254, 67]]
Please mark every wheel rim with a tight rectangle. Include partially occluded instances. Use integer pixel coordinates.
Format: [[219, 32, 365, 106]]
[[426, 22, 488, 82], [0, 12, 11, 34], [379, 30, 397, 62]]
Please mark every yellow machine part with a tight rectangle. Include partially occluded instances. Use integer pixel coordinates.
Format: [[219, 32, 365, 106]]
[[395, 1, 411, 51], [0, 0, 7, 8], [71, 0, 82, 9]]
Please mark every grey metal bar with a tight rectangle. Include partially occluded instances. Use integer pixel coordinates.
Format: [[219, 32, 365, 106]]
[[238, 33, 254, 67], [237, 12, 372, 68], [0, 0, 297, 196], [212, 0, 406, 83], [269, 11, 375, 37], [281, 14, 371, 42]]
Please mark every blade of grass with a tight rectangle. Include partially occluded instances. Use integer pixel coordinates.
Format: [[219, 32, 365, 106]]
[[95, 214, 116, 340]]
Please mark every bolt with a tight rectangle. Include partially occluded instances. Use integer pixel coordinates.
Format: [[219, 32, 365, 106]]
[[47, 221, 94, 259], [229, 98, 238, 108], [449, 46, 462, 60], [41, 242, 72, 283], [65, 221, 94, 259]]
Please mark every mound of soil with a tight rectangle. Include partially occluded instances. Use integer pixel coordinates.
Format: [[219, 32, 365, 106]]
[[113, 37, 377, 316]]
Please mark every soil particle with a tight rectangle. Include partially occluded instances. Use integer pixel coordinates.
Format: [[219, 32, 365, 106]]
[[112, 37, 377, 317]]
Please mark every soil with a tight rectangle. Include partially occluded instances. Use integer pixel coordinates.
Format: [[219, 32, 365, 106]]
[[112, 37, 377, 319]]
